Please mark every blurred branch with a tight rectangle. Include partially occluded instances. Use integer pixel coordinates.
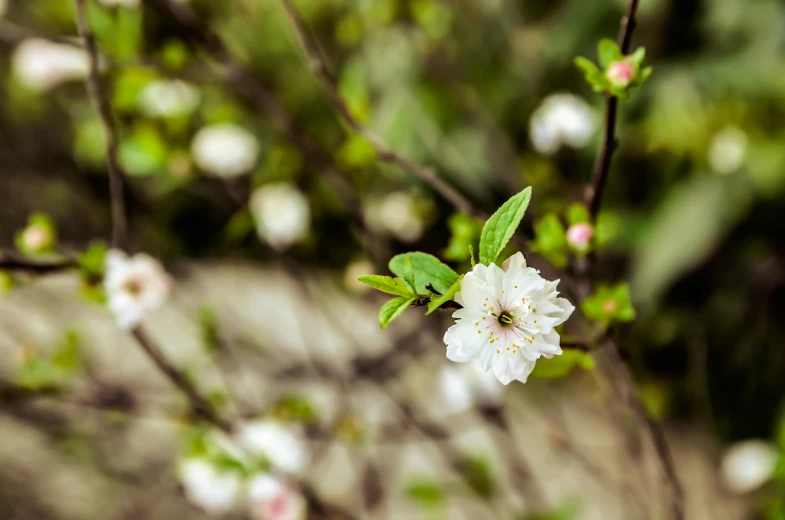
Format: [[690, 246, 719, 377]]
[[73, 0, 128, 250], [0, 251, 77, 274], [279, 0, 480, 218], [585, 0, 639, 219]]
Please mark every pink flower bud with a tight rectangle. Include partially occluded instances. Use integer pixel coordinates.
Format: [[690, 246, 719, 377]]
[[566, 223, 594, 251], [602, 298, 618, 315], [22, 225, 52, 252], [606, 60, 635, 88]]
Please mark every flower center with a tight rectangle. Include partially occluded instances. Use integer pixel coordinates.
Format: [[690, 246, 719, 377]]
[[497, 310, 514, 328]]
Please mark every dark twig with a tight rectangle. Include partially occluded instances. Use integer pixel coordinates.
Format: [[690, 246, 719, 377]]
[[73, 0, 128, 249], [278, 0, 478, 218], [0, 251, 77, 274], [585, 0, 639, 219]]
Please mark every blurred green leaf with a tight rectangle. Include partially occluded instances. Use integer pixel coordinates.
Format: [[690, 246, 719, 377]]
[[530, 349, 595, 380], [597, 38, 622, 68], [444, 213, 483, 262], [460, 454, 495, 498], [479, 187, 532, 266], [532, 213, 568, 269], [405, 480, 444, 509], [581, 283, 636, 326]]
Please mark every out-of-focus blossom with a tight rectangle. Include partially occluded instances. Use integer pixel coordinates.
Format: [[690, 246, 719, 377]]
[[443, 252, 574, 384], [103, 250, 173, 330], [365, 192, 426, 243], [98, 0, 140, 7], [237, 420, 309, 474], [529, 93, 597, 156], [249, 183, 310, 251], [606, 60, 635, 88], [179, 458, 244, 516], [566, 222, 594, 252], [138, 79, 200, 118], [12, 39, 90, 92], [191, 124, 260, 178], [20, 224, 55, 254], [248, 474, 306, 520], [708, 126, 747, 175], [439, 362, 504, 413], [720, 439, 779, 494], [344, 260, 375, 294]]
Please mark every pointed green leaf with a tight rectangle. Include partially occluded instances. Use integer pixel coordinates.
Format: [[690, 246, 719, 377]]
[[357, 275, 414, 297], [379, 296, 415, 329], [389, 253, 459, 295], [630, 47, 646, 67], [574, 56, 600, 75], [479, 187, 532, 266], [426, 276, 462, 315], [402, 257, 416, 293], [597, 38, 622, 68]]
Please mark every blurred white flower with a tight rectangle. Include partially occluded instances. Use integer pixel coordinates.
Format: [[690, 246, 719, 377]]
[[191, 124, 260, 178], [138, 79, 200, 118], [721, 439, 779, 494], [443, 252, 574, 384], [248, 474, 306, 520], [103, 250, 173, 330], [179, 458, 243, 516], [237, 420, 309, 474], [364, 192, 425, 243], [439, 362, 504, 413], [12, 39, 90, 91], [98, 0, 140, 7], [344, 260, 375, 294], [529, 93, 597, 156], [249, 183, 310, 251], [708, 125, 747, 175]]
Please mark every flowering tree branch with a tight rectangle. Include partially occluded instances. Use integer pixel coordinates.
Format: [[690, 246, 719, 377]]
[[585, 0, 640, 219], [73, 0, 127, 250], [278, 0, 480, 218]]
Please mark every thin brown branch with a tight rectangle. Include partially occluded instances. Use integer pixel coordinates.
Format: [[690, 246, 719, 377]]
[[0, 251, 77, 274], [278, 0, 479, 218], [585, 0, 640, 219], [73, 0, 128, 249]]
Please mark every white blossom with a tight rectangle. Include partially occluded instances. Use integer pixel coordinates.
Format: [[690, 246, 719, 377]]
[[237, 420, 309, 474], [191, 124, 260, 178], [439, 362, 504, 413], [179, 458, 244, 516], [12, 39, 90, 91], [249, 183, 310, 251], [364, 192, 425, 243], [97, 0, 140, 7], [721, 439, 779, 494], [248, 474, 306, 520], [138, 79, 200, 118], [708, 125, 747, 175], [103, 250, 173, 330], [443, 252, 574, 385], [529, 93, 597, 156]]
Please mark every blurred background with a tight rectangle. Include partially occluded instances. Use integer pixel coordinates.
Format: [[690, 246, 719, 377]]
[[0, 0, 784, 518]]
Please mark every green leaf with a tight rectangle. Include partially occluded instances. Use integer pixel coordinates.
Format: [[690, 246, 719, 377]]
[[405, 481, 444, 509], [461, 454, 495, 498], [630, 47, 646, 68], [379, 296, 415, 329], [402, 257, 416, 293], [426, 276, 462, 315], [581, 283, 636, 326], [532, 214, 568, 269], [566, 204, 590, 225], [479, 187, 532, 265], [444, 213, 483, 262], [574, 56, 600, 75], [51, 331, 82, 374], [597, 38, 622, 68], [530, 349, 595, 380], [389, 253, 459, 295], [357, 275, 414, 297]]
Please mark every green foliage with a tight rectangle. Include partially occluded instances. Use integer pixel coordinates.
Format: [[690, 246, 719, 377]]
[[379, 296, 415, 329], [405, 480, 445, 509], [388, 253, 459, 295], [460, 454, 495, 498], [581, 283, 636, 326], [532, 213, 568, 268], [18, 331, 83, 391], [0, 270, 17, 295], [566, 204, 590, 225], [575, 39, 652, 98], [270, 395, 318, 424], [530, 349, 595, 380], [479, 187, 532, 266], [357, 275, 415, 297], [520, 501, 580, 520], [401, 257, 417, 293], [198, 307, 220, 351], [426, 277, 462, 315], [443, 213, 483, 263], [119, 123, 168, 176]]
